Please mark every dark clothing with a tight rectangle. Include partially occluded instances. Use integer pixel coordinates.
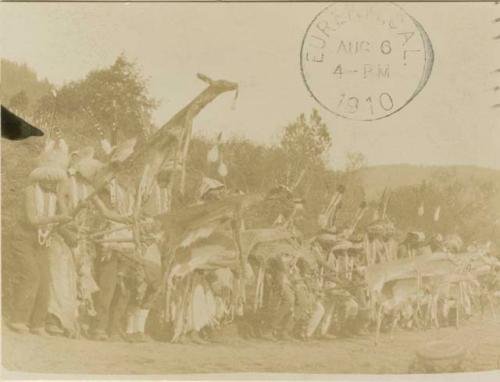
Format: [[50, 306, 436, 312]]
[[397, 244, 411, 259], [271, 274, 295, 335], [10, 228, 50, 328], [92, 250, 160, 335], [91, 185, 161, 335], [293, 279, 312, 323], [347, 271, 368, 309], [91, 252, 130, 335]]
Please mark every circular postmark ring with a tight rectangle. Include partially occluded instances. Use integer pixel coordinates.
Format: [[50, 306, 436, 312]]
[[300, 3, 434, 121]]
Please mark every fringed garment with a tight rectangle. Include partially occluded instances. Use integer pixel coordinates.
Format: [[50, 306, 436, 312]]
[[67, 176, 99, 319], [35, 183, 79, 333], [170, 272, 218, 342]]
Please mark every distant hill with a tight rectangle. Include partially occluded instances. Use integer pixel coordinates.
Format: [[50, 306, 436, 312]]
[[356, 164, 500, 200], [0, 59, 52, 115]]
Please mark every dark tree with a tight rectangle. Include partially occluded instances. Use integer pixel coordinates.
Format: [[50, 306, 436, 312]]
[[8, 90, 29, 115], [35, 54, 157, 145], [280, 109, 332, 190]]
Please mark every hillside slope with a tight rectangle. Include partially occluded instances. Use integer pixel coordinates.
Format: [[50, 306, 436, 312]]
[[356, 164, 500, 200]]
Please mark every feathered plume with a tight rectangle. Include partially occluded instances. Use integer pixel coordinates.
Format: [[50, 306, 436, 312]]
[[319, 184, 345, 229], [350, 200, 368, 232], [109, 138, 137, 163], [433, 205, 441, 222], [418, 202, 425, 217], [207, 132, 223, 163], [101, 139, 113, 156], [218, 160, 228, 177]]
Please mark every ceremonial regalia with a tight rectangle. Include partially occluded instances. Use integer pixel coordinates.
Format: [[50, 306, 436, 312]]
[[123, 165, 172, 342], [166, 177, 233, 344], [93, 179, 138, 340], [9, 138, 73, 336], [60, 146, 111, 339], [364, 219, 397, 265]]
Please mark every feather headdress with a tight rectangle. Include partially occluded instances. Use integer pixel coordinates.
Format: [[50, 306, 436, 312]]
[[29, 138, 69, 182]]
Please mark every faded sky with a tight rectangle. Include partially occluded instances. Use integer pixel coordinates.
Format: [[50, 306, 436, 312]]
[[1, 2, 499, 169]]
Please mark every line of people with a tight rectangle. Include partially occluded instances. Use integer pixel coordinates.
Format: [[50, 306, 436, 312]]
[[7, 136, 500, 345], [8, 138, 167, 342]]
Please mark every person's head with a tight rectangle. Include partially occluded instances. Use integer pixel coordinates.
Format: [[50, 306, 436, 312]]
[[202, 188, 225, 202], [199, 177, 225, 202], [367, 221, 385, 241], [296, 257, 311, 276], [281, 251, 295, 268], [383, 220, 396, 238], [68, 147, 105, 187], [434, 233, 443, 243], [331, 240, 353, 256], [315, 227, 337, 251], [156, 162, 175, 189], [211, 281, 223, 296], [348, 247, 363, 261], [29, 138, 69, 190], [293, 198, 306, 216], [333, 248, 347, 257], [404, 232, 425, 249], [443, 234, 463, 254]]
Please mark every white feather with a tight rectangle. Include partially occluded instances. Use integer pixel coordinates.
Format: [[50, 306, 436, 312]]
[[218, 161, 228, 177], [58, 138, 68, 154], [207, 145, 219, 163], [179, 226, 217, 248], [318, 214, 328, 228], [110, 138, 136, 162], [45, 139, 55, 152], [100, 139, 113, 155], [433, 206, 441, 222], [418, 203, 424, 217]]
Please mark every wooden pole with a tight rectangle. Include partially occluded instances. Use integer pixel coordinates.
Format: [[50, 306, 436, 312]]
[[292, 167, 307, 191], [456, 282, 461, 329], [111, 99, 118, 146], [179, 120, 193, 196]]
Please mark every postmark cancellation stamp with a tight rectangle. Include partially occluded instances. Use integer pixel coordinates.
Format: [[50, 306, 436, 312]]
[[300, 3, 434, 121]]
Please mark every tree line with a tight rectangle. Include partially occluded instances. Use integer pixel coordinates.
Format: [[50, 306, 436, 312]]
[[2, 56, 499, 314]]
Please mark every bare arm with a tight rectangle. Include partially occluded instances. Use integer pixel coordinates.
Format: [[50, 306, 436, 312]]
[[92, 195, 131, 224], [25, 187, 69, 226]]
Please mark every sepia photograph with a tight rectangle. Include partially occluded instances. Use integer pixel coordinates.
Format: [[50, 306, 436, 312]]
[[1, 1, 500, 378]]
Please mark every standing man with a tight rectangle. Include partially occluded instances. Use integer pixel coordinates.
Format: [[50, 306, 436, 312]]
[[123, 166, 173, 342], [398, 232, 426, 259], [266, 253, 296, 341], [8, 139, 72, 335], [62, 145, 134, 341], [84, 171, 135, 341]]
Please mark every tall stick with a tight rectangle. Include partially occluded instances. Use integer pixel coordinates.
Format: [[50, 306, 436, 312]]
[[111, 99, 118, 146], [382, 189, 392, 219], [164, 123, 187, 211], [179, 120, 193, 195], [350, 202, 368, 232], [292, 167, 307, 191]]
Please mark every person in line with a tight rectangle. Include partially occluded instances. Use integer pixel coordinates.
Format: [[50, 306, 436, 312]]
[[266, 253, 296, 341], [70, 149, 135, 341], [8, 139, 73, 336], [124, 166, 172, 342]]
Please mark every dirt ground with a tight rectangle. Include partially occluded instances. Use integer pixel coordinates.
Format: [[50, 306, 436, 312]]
[[2, 313, 500, 376]]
